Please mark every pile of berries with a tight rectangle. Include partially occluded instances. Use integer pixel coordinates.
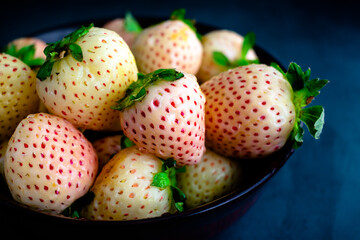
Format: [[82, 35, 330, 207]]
[[0, 9, 328, 220]]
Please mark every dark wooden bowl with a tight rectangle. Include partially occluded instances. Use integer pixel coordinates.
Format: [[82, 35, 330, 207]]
[[0, 17, 293, 239]]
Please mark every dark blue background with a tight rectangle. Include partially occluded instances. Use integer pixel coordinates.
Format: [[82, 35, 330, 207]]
[[1, 0, 359, 239]]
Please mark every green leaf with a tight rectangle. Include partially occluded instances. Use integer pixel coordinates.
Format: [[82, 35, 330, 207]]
[[176, 166, 186, 173], [213, 51, 231, 67], [270, 62, 286, 76], [4, 44, 17, 56], [64, 23, 94, 44], [174, 202, 184, 212], [43, 43, 55, 56], [27, 58, 45, 68], [154, 68, 184, 81], [171, 186, 186, 202], [62, 191, 95, 218], [299, 105, 325, 139], [68, 43, 83, 62], [130, 87, 146, 101], [152, 172, 171, 188], [161, 158, 177, 171], [4, 44, 45, 69], [282, 62, 328, 144], [120, 136, 135, 149], [212, 32, 258, 69], [304, 78, 329, 97], [234, 58, 249, 66], [286, 62, 307, 91], [36, 60, 55, 81], [170, 185, 186, 212], [169, 8, 202, 40], [17, 45, 35, 59], [241, 32, 256, 59], [150, 158, 186, 212], [290, 123, 304, 149], [37, 23, 93, 81], [289, 63, 329, 108], [231, 31, 258, 67], [124, 11, 142, 33], [170, 8, 186, 20], [112, 69, 184, 111]]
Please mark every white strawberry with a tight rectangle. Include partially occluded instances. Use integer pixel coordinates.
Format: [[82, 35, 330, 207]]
[[4, 113, 98, 213], [113, 69, 206, 166], [103, 12, 142, 49], [92, 134, 122, 170], [36, 24, 138, 131], [197, 30, 258, 83], [201, 63, 328, 158], [0, 53, 40, 142], [82, 146, 172, 220], [177, 149, 242, 208], [131, 9, 203, 75]]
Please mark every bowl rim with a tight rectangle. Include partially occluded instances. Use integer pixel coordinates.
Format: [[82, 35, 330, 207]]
[[0, 16, 293, 225]]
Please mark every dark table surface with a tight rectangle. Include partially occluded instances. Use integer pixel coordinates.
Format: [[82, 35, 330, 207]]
[[1, 0, 359, 239]]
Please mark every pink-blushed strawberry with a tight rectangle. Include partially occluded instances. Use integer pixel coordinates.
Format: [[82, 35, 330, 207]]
[[0, 53, 40, 142], [92, 134, 122, 170], [201, 63, 328, 159], [112, 69, 206, 166], [7, 37, 47, 59], [81, 146, 172, 220], [131, 9, 203, 75], [36, 24, 138, 131], [197, 30, 258, 83], [0, 140, 7, 177], [177, 149, 242, 208], [103, 12, 142, 49], [4, 113, 98, 213]]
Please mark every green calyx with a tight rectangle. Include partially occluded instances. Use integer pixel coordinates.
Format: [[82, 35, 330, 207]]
[[151, 158, 186, 212], [4, 44, 45, 69], [212, 32, 259, 69], [36, 23, 94, 81], [62, 191, 95, 218], [111, 69, 184, 111], [170, 8, 202, 40], [271, 62, 329, 149], [120, 135, 135, 149], [124, 11, 142, 34]]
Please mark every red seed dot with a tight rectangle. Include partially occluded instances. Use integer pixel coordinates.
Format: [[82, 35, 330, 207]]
[[153, 99, 160, 107]]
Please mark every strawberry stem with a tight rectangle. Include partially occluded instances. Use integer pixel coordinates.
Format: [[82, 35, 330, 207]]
[[62, 191, 95, 218], [4, 44, 45, 69], [124, 11, 142, 33], [212, 32, 259, 69], [36, 23, 94, 81], [112, 69, 184, 111], [272, 62, 329, 148], [151, 158, 186, 212], [170, 8, 202, 40]]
